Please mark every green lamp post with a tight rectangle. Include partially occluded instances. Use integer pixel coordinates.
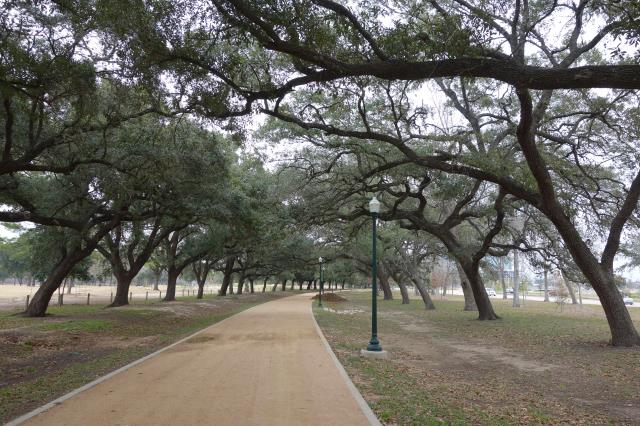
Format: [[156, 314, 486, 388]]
[[318, 257, 324, 307], [367, 196, 382, 352]]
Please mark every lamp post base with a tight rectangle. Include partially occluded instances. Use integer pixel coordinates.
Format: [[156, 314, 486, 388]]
[[360, 349, 389, 359]]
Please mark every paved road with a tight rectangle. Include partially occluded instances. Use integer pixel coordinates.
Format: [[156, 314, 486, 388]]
[[19, 294, 374, 426]]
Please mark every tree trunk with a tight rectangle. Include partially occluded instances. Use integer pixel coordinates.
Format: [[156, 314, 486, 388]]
[[25, 247, 92, 317], [410, 276, 435, 309], [377, 264, 393, 300], [163, 267, 179, 301], [306, 280, 312, 290], [456, 262, 477, 311], [109, 273, 133, 307], [562, 272, 578, 304], [271, 280, 278, 292], [219, 257, 234, 296], [500, 257, 507, 299], [153, 271, 160, 291], [398, 281, 410, 304], [341, 279, 345, 290], [543, 268, 549, 302], [197, 279, 205, 299], [313, 280, 317, 290], [262, 278, 268, 293], [461, 261, 499, 320], [237, 273, 245, 295], [512, 251, 520, 308]]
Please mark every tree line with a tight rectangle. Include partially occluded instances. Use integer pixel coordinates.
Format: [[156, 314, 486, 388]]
[[2, 1, 640, 346]]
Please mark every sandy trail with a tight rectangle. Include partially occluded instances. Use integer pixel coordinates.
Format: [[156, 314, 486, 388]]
[[21, 294, 372, 426]]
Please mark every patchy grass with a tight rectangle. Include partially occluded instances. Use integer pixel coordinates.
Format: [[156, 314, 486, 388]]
[[0, 291, 288, 423], [315, 291, 640, 425]]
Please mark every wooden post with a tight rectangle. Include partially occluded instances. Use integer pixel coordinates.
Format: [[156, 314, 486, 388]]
[[87, 293, 90, 305], [25, 294, 30, 310]]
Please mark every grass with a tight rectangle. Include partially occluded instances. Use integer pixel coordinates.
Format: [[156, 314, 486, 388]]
[[0, 292, 286, 423], [315, 291, 640, 425]]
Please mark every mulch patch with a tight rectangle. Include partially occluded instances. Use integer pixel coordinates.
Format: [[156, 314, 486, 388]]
[[311, 292, 347, 302]]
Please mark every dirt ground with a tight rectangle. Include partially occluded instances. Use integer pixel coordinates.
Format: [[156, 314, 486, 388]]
[[315, 292, 640, 425], [0, 291, 289, 423]]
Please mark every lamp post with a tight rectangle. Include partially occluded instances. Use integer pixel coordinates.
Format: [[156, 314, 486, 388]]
[[318, 257, 324, 307], [366, 196, 382, 352]]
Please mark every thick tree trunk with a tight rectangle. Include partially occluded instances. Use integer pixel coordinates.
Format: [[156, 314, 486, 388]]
[[306, 280, 312, 290], [298, 279, 303, 290], [109, 273, 133, 307], [281, 279, 287, 291], [262, 278, 267, 292], [219, 257, 234, 296], [197, 280, 205, 299], [456, 262, 478, 311], [271, 280, 278, 292], [313, 280, 317, 290], [462, 261, 499, 320], [341, 279, 345, 290], [377, 264, 393, 300], [163, 267, 179, 301], [25, 250, 89, 317], [514, 91, 639, 345]]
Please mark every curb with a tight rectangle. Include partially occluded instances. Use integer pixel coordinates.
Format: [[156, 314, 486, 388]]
[[309, 298, 382, 426], [4, 300, 271, 426]]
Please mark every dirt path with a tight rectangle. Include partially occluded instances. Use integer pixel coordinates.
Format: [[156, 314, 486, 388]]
[[18, 294, 374, 426]]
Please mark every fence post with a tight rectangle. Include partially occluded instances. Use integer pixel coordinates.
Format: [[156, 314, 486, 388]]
[[25, 294, 30, 310], [87, 293, 90, 305]]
